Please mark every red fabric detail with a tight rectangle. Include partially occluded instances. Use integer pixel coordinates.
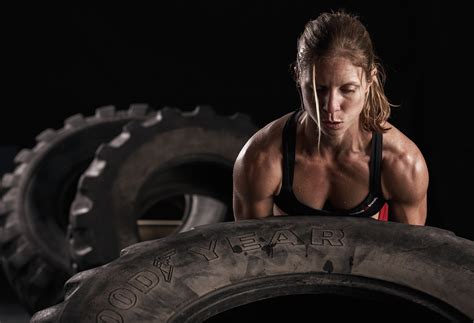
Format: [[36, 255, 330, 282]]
[[378, 203, 389, 221]]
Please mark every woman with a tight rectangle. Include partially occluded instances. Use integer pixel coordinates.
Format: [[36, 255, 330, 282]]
[[233, 11, 429, 224]]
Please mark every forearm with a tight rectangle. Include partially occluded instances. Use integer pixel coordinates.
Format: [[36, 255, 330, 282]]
[[388, 201, 427, 225], [233, 195, 274, 221]]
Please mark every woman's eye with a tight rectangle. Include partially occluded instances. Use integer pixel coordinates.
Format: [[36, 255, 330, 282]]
[[342, 88, 355, 93]]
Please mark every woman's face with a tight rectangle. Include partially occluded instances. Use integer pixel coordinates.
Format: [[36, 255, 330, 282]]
[[299, 56, 370, 135]]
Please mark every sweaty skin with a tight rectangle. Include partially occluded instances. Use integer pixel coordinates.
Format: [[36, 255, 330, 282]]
[[233, 57, 429, 224]]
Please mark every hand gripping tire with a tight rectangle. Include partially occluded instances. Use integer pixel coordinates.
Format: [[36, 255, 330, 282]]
[[68, 106, 258, 272], [33, 216, 473, 322], [0, 104, 157, 313]]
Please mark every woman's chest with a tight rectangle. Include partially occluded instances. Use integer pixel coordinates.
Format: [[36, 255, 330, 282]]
[[291, 157, 371, 211]]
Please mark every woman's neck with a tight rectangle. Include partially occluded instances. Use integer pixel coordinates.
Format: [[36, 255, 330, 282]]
[[300, 112, 370, 159]]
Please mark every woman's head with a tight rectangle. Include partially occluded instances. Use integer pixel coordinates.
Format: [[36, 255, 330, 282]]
[[295, 10, 391, 135]]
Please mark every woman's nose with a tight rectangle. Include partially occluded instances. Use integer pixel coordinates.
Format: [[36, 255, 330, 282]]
[[322, 92, 341, 113]]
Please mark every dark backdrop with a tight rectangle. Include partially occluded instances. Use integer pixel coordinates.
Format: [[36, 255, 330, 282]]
[[3, 2, 472, 240]]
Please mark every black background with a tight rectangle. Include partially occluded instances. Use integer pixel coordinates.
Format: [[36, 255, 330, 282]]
[[1, 1, 472, 320], [2, 2, 472, 240]]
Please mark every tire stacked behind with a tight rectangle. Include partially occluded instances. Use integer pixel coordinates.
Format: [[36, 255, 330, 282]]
[[68, 105, 259, 272], [0, 104, 156, 313]]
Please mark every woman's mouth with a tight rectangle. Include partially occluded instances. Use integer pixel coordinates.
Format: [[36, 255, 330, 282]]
[[322, 121, 343, 130]]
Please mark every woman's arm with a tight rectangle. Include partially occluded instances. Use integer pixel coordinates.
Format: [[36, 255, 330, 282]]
[[232, 134, 281, 221], [383, 142, 429, 225]]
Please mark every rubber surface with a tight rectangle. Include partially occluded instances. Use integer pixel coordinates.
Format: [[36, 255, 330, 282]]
[[0, 104, 156, 313], [33, 216, 474, 322], [68, 105, 258, 272]]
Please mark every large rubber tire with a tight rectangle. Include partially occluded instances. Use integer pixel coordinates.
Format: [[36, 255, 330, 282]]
[[0, 104, 157, 313], [68, 106, 258, 272], [32, 216, 473, 322]]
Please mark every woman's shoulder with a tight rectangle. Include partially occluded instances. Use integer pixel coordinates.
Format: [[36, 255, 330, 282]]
[[240, 111, 294, 159], [381, 123, 424, 162], [234, 111, 295, 176]]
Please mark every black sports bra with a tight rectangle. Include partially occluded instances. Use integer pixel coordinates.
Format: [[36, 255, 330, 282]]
[[273, 110, 387, 217]]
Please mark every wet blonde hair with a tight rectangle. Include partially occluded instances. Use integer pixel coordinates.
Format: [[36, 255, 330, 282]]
[[294, 10, 393, 134]]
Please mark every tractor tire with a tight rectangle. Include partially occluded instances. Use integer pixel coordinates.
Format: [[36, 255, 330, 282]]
[[68, 105, 258, 272], [0, 104, 156, 313], [33, 216, 473, 322]]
